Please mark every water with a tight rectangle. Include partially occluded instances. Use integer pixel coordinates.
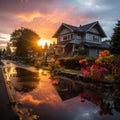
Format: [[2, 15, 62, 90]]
[[2, 66, 120, 120]]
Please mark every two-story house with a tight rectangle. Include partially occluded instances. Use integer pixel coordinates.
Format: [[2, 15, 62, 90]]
[[53, 21, 109, 57]]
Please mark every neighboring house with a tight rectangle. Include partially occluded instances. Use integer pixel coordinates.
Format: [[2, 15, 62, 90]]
[[102, 39, 111, 48], [53, 21, 109, 58]]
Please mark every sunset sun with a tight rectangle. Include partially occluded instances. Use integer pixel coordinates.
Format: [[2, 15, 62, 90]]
[[37, 39, 51, 48]]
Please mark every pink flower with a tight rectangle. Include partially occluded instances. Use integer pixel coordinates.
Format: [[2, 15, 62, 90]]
[[80, 65, 108, 80]]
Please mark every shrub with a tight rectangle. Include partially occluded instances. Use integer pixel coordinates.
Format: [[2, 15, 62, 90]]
[[80, 65, 108, 80], [49, 59, 61, 76], [58, 56, 80, 70]]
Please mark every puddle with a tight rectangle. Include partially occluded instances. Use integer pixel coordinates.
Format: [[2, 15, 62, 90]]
[[2, 65, 120, 120]]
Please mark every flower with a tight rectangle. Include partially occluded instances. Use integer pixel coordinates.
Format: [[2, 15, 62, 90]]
[[99, 50, 110, 57], [79, 58, 87, 64], [95, 58, 100, 64], [80, 65, 108, 80], [49, 58, 55, 62]]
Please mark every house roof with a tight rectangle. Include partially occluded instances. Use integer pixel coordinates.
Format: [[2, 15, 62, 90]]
[[63, 23, 81, 32], [53, 21, 106, 38], [83, 42, 109, 49], [79, 21, 97, 32]]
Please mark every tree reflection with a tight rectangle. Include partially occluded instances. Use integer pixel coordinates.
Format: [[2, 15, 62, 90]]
[[3, 67, 40, 93], [14, 77, 40, 93]]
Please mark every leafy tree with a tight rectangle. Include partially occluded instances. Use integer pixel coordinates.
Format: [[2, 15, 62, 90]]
[[0, 49, 3, 60], [110, 20, 120, 55], [10, 27, 40, 57]]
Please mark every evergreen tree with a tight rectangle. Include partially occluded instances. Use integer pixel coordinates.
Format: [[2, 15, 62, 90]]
[[44, 42, 48, 50], [110, 20, 120, 55]]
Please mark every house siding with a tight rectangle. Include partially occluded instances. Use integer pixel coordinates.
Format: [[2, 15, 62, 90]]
[[85, 33, 101, 44], [89, 48, 100, 58], [59, 28, 70, 35], [53, 21, 107, 58], [58, 30, 82, 43], [89, 28, 99, 34]]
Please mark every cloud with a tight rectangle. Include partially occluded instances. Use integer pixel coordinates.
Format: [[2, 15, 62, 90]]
[[17, 11, 43, 22], [20, 94, 43, 105], [0, 33, 10, 41], [0, 0, 119, 41]]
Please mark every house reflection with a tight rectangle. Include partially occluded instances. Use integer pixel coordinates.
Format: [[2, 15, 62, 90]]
[[52, 78, 84, 100], [53, 77, 115, 115]]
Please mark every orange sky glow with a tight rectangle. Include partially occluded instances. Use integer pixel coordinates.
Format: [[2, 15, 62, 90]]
[[0, 0, 120, 48]]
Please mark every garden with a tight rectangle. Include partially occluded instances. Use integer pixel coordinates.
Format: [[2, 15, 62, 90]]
[[48, 50, 119, 81]]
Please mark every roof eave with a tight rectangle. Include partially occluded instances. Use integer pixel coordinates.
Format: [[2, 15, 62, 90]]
[[52, 23, 74, 38]]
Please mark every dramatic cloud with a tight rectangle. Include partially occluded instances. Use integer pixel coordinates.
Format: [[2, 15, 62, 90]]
[[0, 0, 120, 46]]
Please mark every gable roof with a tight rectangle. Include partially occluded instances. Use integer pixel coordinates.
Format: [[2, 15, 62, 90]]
[[53, 21, 106, 38], [63, 23, 80, 32], [79, 21, 97, 32]]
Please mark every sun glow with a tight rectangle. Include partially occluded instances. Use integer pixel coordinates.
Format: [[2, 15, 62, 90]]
[[37, 39, 51, 48]]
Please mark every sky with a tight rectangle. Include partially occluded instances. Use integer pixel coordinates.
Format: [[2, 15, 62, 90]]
[[0, 0, 120, 48]]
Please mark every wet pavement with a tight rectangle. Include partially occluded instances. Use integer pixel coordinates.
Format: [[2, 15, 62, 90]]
[[1, 60, 120, 120], [0, 68, 18, 120]]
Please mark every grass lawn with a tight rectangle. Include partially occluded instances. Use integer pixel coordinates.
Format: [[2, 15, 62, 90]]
[[62, 68, 80, 75]]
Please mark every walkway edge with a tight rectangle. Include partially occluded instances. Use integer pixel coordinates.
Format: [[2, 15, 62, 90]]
[[1, 68, 20, 118]]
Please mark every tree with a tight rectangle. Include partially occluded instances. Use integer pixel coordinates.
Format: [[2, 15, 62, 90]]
[[110, 20, 120, 55], [0, 49, 3, 60], [44, 42, 49, 50], [10, 27, 40, 57]]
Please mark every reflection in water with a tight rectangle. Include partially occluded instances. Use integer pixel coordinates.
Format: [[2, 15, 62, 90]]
[[19, 94, 42, 105], [3, 67, 40, 93], [2, 65, 120, 120], [52, 78, 84, 100], [38, 68, 43, 75], [99, 101, 113, 115], [52, 77, 120, 116]]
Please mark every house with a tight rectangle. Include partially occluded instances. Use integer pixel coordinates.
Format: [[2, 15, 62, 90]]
[[53, 21, 109, 58], [102, 39, 111, 47]]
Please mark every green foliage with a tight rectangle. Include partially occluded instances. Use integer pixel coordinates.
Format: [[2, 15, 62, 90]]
[[58, 56, 80, 70], [110, 20, 120, 55], [49, 60, 60, 76], [114, 74, 120, 82], [75, 47, 88, 56], [86, 56, 95, 65], [10, 27, 40, 57]]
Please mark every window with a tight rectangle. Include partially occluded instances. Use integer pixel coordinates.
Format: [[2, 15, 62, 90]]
[[93, 36, 99, 42], [68, 34, 71, 40], [86, 33, 92, 41], [71, 34, 73, 39], [62, 34, 74, 41], [96, 49, 100, 54], [63, 35, 67, 40]]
